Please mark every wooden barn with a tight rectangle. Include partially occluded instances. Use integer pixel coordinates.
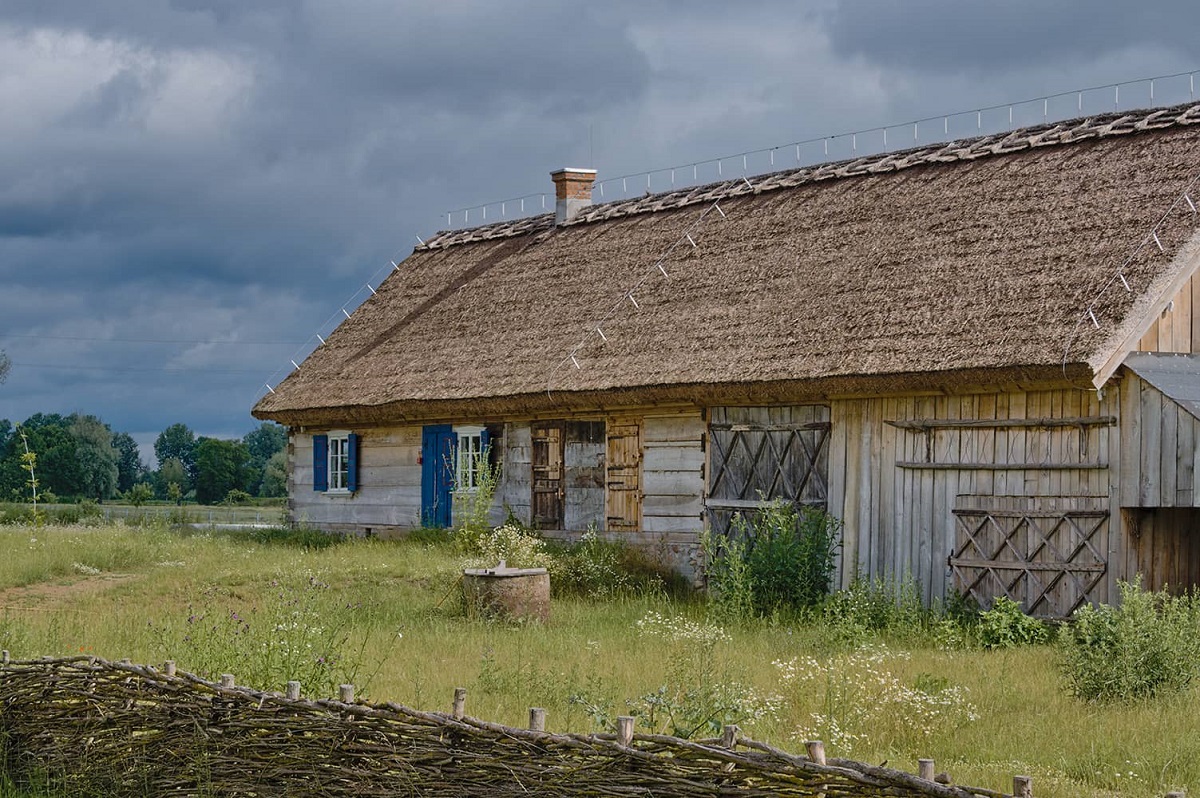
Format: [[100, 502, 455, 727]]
[[253, 102, 1200, 618]]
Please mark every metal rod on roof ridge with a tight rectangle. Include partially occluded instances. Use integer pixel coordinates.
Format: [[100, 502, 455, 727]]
[[290, 360, 300, 371], [264, 383, 275, 394]]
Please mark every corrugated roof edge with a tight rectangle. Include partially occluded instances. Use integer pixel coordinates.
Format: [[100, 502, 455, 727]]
[[417, 102, 1200, 251]]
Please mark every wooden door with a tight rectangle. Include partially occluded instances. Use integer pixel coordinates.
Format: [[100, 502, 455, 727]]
[[950, 495, 1108, 618], [531, 422, 564, 529], [420, 425, 456, 528], [606, 419, 642, 532]]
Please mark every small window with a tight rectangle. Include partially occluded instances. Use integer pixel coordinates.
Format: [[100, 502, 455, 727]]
[[313, 431, 359, 493], [454, 426, 486, 491]]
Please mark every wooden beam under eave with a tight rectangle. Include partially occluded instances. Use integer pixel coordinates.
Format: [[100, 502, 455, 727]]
[[1092, 230, 1200, 389]]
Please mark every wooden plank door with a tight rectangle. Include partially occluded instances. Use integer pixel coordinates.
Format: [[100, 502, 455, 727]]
[[531, 422, 564, 529], [421, 425, 455, 528], [950, 495, 1108, 618], [606, 419, 642, 532]]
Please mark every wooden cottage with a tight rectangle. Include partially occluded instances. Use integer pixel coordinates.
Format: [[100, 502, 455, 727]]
[[253, 103, 1200, 617]]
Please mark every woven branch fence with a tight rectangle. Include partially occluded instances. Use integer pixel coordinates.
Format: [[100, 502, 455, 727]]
[[0, 655, 1039, 798]]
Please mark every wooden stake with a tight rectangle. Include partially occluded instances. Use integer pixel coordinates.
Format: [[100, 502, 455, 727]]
[[339, 684, 354, 703], [722, 725, 739, 773], [1, 650, 8, 665], [452, 688, 467, 720], [616, 716, 635, 747], [722, 725, 739, 748], [529, 707, 546, 732], [1013, 775, 1032, 797], [805, 740, 826, 766], [220, 674, 235, 688], [286, 681, 301, 700], [164, 661, 176, 677], [918, 759, 935, 781]]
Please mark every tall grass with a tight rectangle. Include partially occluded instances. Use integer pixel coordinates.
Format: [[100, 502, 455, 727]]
[[0, 523, 1194, 796]]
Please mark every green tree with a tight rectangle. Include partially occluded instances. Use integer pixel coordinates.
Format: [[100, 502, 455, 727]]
[[260, 449, 288, 498], [126, 482, 154, 507], [193, 437, 251, 505], [69, 414, 119, 500], [112, 432, 146, 493], [154, 423, 197, 483], [19, 414, 82, 498], [243, 422, 287, 496], [156, 457, 189, 499]]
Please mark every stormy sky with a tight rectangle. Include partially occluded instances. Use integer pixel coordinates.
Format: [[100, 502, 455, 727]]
[[2, 1, 1200, 461]]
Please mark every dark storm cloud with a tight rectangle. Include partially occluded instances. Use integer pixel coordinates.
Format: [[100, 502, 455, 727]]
[[825, 1, 1200, 73]]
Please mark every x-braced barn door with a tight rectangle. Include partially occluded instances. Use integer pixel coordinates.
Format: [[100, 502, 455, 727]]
[[707, 406, 831, 536], [531, 422, 564, 530], [950, 496, 1108, 618], [606, 419, 642, 532]]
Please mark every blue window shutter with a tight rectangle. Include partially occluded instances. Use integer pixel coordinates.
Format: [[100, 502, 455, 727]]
[[479, 427, 490, 461], [347, 433, 360, 492], [312, 435, 328, 492]]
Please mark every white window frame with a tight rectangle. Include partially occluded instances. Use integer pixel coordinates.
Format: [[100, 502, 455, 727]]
[[454, 425, 485, 491], [328, 430, 352, 493]]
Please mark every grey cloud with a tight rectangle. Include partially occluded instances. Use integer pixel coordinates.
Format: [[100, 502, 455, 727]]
[[824, 1, 1200, 74]]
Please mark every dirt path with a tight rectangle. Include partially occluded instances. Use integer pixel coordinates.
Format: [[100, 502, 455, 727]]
[[0, 574, 139, 611]]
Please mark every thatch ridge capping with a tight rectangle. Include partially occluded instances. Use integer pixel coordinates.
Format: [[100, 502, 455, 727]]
[[418, 102, 1200, 251]]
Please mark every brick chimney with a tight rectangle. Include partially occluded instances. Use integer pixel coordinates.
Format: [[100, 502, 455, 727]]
[[550, 168, 596, 225]]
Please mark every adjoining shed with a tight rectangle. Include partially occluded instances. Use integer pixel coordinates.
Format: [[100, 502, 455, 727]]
[[254, 103, 1200, 617]]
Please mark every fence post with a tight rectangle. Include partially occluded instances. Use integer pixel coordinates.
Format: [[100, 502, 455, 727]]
[[220, 674, 235, 688], [722, 725, 739, 773], [919, 759, 935, 781], [452, 687, 467, 720], [805, 740, 826, 766], [616, 716, 635, 747], [1013, 775, 1032, 797], [164, 661, 177, 677], [339, 684, 355, 703], [529, 707, 546, 731], [2, 650, 9, 665], [286, 681, 301, 700]]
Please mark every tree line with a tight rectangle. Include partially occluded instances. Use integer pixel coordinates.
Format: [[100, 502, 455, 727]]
[[0, 415, 287, 506]]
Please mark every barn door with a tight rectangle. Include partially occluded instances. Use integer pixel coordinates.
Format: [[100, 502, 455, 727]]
[[531, 422, 564, 529], [606, 419, 642, 532], [707, 406, 831, 536], [950, 496, 1108, 618]]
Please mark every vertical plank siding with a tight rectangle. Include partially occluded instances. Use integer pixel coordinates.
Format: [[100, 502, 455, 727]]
[[830, 388, 1121, 614]]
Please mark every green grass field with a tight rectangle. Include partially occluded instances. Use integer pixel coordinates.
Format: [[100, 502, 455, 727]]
[[0, 522, 1194, 797]]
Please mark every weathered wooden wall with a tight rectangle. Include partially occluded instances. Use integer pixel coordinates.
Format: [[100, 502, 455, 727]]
[[1137, 271, 1200, 353], [290, 427, 424, 533], [1122, 507, 1200, 592], [1119, 373, 1200, 508], [827, 388, 1122, 612]]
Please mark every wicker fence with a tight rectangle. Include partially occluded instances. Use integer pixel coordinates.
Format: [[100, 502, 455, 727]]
[[0, 655, 1041, 797]]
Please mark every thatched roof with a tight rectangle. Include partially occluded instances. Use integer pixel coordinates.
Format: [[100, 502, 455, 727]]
[[255, 104, 1200, 426]]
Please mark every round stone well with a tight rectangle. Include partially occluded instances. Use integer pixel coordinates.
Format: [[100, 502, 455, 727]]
[[462, 561, 550, 622]]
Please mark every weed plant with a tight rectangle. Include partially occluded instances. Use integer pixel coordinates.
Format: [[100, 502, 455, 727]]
[[1060, 578, 1200, 702], [702, 502, 840, 620]]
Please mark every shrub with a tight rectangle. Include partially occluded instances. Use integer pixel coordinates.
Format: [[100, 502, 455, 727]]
[[703, 502, 841, 619], [1059, 578, 1200, 702], [977, 596, 1050, 649], [469, 523, 552, 570], [822, 575, 925, 637]]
